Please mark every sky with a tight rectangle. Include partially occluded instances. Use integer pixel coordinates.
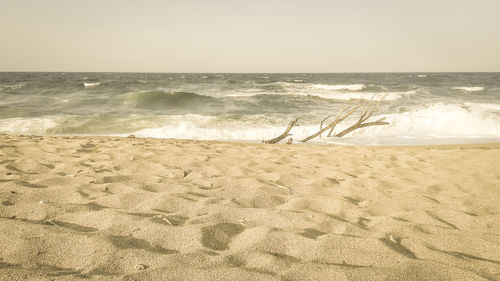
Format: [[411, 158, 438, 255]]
[[1, 0, 499, 72]]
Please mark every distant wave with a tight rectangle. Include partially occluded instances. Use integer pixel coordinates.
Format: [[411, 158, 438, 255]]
[[226, 90, 415, 101], [0, 83, 26, 91], [84, 82, 101, 88], [225, 89, 265, 97], [452, 86, 484, 92], [312, 84, 366, 91], [257, 82, 366, 91], [305, 90, 414, 101], [226, 92, 261, 97], [417, 75, 428, 78]]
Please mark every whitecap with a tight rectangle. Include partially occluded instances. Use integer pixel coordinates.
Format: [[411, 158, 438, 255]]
[[312, 84, 366, 91], [84, 82, 101, 88], [452, 86, 484, 92]]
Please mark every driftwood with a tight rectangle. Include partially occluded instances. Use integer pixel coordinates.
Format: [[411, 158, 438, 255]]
[[263, 118, 299, 144], [334, 95, 389, 137], [300, 105, 359, 143], [319, 114, 332, 138], [263, 95, 389, 144]]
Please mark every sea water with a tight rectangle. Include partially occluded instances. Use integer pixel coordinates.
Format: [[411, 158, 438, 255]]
[[1, 72, 499, 145]]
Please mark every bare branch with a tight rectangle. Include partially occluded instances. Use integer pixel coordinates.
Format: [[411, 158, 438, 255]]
[[327, 107, 346, 137], [334, 95, 389, 138], [334, 119, 389, 138], [263, 118, 299, 144], [301, 105, 359, 143], [319, 114, 333, 138]]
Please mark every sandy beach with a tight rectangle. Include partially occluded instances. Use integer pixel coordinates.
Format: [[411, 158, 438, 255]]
[[0, 134, 499, 280]]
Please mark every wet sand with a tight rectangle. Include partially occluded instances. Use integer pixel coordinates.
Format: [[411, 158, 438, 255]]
[[0, 134, 499, 280]]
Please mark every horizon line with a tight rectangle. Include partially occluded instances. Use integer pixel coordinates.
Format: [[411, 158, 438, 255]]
[[1, 71, 499, 74]]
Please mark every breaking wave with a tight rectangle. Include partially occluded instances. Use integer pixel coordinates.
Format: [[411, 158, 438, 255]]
[[332, 103, 500, 145], [2, 102, 499, 146], [129, 103, 500, 145]]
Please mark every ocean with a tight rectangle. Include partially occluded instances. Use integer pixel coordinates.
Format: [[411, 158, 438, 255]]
[[1, 72, 499, 145]]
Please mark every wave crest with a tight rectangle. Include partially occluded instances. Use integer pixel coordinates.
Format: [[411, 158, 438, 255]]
[[123, 90, 214, 109]]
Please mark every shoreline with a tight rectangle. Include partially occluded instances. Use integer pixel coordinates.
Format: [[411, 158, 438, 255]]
[[1, 134, 499, 280], [2, 133, 500, 149]]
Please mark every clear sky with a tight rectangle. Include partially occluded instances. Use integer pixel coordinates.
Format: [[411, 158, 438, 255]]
[[1, 0, 499, 72]]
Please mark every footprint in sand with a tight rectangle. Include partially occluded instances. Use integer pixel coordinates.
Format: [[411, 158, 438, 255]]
[[201, 223, 245, 250], [107, 236, 178, 255], [300, 228, 327, 239], [15, 180, 47, 189]]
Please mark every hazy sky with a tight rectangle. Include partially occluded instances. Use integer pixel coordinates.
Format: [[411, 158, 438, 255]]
[[1, 0, 499, 72]]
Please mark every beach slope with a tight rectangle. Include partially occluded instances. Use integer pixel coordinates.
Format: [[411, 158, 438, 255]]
[[0, 135, 499, 280]]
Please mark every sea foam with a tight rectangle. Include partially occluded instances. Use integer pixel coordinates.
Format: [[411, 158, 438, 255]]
[[0, 116, 60, 135], [127, 102, 500, 145], [331, 103, 500, 145]]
